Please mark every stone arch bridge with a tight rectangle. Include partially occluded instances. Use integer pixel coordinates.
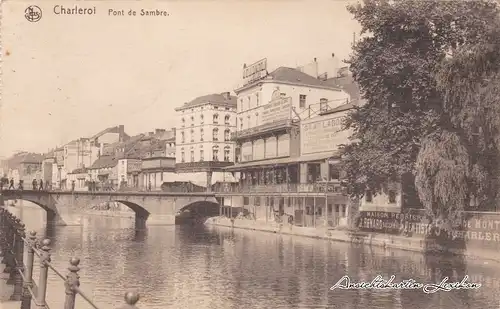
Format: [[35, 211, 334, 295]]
[[0, 190, 221, 229]]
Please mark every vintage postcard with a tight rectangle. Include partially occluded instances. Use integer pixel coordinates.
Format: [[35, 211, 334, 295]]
[[1, 0, 500, 308]]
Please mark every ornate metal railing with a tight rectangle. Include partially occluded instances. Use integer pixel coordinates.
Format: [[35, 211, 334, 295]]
[[0, 208, 140, 309]]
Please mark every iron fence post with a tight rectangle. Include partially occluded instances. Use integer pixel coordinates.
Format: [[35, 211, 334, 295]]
[[36, 239, 51, 309], [21, 231, 37, 309], [64, 257, 80, 309]]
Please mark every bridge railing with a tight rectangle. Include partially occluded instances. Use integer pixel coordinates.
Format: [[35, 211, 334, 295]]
[[0, 207, 140, 309]]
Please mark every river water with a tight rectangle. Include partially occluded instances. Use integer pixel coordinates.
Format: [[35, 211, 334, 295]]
[[8, 204, 500, 309]]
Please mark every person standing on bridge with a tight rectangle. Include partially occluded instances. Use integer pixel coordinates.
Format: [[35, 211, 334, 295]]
[[39, 179, 44, 190], [8, 178, 14, 190], [32, 179, 38, 190]]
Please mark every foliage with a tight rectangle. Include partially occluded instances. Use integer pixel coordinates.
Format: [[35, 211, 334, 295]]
[[341, 0, 500, 228]]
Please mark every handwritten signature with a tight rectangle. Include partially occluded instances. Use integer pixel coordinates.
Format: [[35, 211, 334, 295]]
[[330, 275, 481, 294]]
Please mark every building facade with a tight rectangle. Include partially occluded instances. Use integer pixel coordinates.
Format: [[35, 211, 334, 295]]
[[174, 92, 238, 191], [218, 59, 354, 228]]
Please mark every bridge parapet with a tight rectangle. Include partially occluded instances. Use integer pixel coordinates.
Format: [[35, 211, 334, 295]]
[[0, 207, 141, 309], [0, 190, 220, 227]]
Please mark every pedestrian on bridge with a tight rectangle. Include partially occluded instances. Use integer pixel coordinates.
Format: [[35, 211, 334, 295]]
[[8, 178, 14, 190], [32, 178, 38, 190], [18, 180, 24, 190], [39, 179, 44, 190]]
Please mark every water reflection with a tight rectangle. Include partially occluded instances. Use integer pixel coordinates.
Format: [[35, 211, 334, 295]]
[[11, 204, 500, 309]]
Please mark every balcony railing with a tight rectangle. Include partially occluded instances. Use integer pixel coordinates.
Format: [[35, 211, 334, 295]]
[[213, 182, 345, 194]]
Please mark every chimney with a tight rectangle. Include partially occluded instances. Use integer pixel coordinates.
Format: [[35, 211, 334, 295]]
[[221, 92, 231, 100], [118, 125, 125, 142]]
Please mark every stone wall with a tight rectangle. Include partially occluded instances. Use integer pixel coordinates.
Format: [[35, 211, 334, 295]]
[[357, 209, 500, 254]]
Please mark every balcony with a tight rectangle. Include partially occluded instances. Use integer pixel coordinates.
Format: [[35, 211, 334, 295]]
[[213, 181, 346, 195]]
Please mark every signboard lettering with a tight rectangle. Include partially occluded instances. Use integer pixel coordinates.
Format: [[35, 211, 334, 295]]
[[357, 211, 500, 243], [261, 97, 292, 125], [243, 58, 267, 86], [301, 113, 349, 155]]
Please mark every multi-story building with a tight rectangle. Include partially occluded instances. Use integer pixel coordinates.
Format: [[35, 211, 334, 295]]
[[174, 92, 238, 191], [52, 125, 129, 190], [141, 136, 176, 190], [2, 152, 43, 185], [219, 59, 354, 228]]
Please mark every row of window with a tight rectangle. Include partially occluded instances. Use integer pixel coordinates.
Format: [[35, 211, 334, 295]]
[[181, 114, 230, 127], [180, 148, 231, 163], [242, 196, 346, 216], [237, 93, 317, 112], [180, 128, 231, 143]]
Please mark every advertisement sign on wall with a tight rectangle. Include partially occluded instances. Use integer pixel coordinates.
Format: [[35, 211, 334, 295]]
[[300, 112, 349, 155], [261, 97, 292, 125]]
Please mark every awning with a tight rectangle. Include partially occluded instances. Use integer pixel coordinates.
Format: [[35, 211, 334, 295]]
[[224, 157, 297, 171], [296, 152, 341, 163], [224, 152, 341, 171]]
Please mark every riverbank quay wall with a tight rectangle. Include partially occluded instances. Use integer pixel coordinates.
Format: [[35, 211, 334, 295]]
[[206, 208, 500, 263], [0, 190, 217, 228]]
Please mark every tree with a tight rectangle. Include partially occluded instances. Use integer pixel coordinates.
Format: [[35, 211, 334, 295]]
[[341, 0, 500, 229]]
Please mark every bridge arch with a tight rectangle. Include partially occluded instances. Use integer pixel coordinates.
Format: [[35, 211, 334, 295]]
[[177, 200, 220, 218], [113, 200, 150, 220]]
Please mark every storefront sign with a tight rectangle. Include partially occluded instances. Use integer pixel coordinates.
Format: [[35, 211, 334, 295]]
[[261, 97, 292, 125], [243, 58, 267, 86], [357, 211, 500, 243], [300, 113, 349, 155]]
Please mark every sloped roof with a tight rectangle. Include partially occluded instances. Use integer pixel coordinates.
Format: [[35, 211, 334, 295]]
[[2, 152, 43, 170], [44, 151, 55, 159], [236, 67, 342, 92], [176, 93, 237, 111], [89, 155, 118, 169], [90, 125, 130, 140], [325, 75, 361, 101], [70, 167, 88, 174]]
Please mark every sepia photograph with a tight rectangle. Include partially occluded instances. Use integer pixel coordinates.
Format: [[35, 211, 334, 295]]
[[1, 0, 500, 308]]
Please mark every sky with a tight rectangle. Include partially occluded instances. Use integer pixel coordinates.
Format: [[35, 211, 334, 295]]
[[0, 0, 361, 158]]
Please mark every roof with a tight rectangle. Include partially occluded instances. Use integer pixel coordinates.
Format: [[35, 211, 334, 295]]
[[236, 67, 343, 93], [2, 152, 43, 170], [325, 75, 361, 101], [326, 102, 357, 114], [89, 155, 118, 169], [69, 167, 88, 174], [44, 151, 55, 159], [90, 125, 130, 141], [175, 93, 237, 111]]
